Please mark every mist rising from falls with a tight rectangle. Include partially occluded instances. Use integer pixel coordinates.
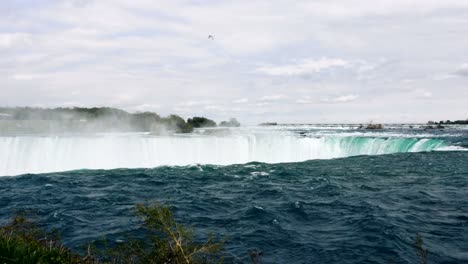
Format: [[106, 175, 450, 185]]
[[0, 134, 446, 176]]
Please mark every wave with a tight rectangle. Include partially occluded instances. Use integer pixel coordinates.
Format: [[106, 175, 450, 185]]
[[435, 145, 468, 151], [0, 134, 448, 176]]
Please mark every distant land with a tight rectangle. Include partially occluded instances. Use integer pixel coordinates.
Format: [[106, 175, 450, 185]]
[[427, 119, 468, 125], [0, 107, 240, 134]]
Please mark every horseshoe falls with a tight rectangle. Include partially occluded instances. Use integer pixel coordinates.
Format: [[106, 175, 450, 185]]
[[1, 125, 468, 263], [0, 129, 449, 176]]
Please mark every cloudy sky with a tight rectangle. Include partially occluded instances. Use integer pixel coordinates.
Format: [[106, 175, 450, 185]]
[[1, 0, 467, 124]]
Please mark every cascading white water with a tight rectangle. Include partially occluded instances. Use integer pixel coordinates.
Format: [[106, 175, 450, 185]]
[[0, 133, 446, 176]]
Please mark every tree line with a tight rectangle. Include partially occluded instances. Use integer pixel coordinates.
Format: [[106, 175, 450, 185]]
[[0, 107, 240, 134]]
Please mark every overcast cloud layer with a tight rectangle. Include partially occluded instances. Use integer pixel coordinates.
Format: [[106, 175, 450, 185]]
[[1, 0, 468, 124]]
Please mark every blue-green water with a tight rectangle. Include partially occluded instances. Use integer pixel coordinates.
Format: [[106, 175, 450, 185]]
[[1, 125, 467, 263]]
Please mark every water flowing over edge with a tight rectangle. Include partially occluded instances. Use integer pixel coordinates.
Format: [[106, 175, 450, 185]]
[[0, 133, 449, 176]]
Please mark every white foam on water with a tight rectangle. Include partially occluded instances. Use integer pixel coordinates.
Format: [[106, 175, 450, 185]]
[[435, 146, 468, 151]]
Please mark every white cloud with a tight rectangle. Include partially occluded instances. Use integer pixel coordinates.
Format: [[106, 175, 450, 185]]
[[1, 1, 468, 123], [321, 94, 359, 103], [422, 92, 433, 98], [259, 95, 287, 101], [128, 103, 162, 112], [178, 101, 212, 107], [295, 96, 314, 104], [409, 89, 433, 99], [233, 98, 248, 104], [296, 99, 311, 104], [257, 58, 350, 76], [454, 63, 468, 76], [0, 33, 32, 48], [11, 73, 52, 80], [433, 63, 468, 80], [204, 105, 223, 110], [255, 102, 271, 107]]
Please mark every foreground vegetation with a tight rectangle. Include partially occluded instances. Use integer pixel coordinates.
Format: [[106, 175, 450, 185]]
[[0, 203, 431, 264], [0, 204, 225, 264], [0, 214, 87, 263]]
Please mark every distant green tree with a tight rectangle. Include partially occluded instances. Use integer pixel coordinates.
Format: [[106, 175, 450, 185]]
[[187, 117, 217, 128], [161, 115, 193, 133], [0, 107, 221, 134]]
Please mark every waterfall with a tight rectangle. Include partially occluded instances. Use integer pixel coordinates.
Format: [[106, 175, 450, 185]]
[[0, 133, 446, 176]]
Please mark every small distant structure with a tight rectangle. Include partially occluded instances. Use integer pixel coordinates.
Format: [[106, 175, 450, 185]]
[[0, 113, 12, 120], [365, 123, 383, 130], [357, 122, 383, 129], [259, 122, 278, 126], [420, 124, 444, 130], [208, 35, 214, 40], [421, 125, 434, 130]]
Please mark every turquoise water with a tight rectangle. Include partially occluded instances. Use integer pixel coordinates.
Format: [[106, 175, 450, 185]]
[[0, 127, 454, 176], [0, 125, 467, 263]]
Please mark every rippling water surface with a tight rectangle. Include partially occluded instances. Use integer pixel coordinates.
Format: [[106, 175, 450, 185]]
[[1, 152, 467, 263], [1, 125, 468, 263]]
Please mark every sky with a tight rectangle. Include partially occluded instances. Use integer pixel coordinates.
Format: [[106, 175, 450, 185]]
[[1, 0, 468, 124]]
